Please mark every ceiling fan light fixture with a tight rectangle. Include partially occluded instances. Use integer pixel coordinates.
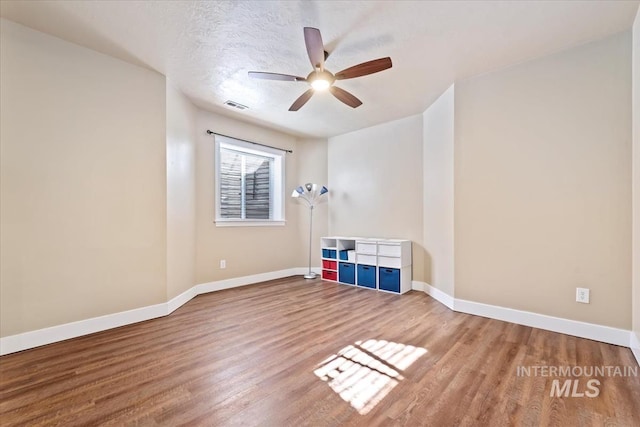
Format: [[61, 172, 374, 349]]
[[310, 78, 330, 91], [307, 70, 334, 92]]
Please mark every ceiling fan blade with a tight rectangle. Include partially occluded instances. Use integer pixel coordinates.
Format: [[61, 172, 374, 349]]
[[330, 86, 362, 108], [304, 27, 325, 70], [289, 89, 315, 111], [335, 57, 392, 80], [248, 71, 306, 82]]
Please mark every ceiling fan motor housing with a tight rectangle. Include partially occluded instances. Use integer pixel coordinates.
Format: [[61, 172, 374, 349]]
[[307, 70, 335, 89]]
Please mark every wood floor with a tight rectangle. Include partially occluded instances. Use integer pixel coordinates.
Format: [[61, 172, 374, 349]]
[[1, 277, 639, 426]]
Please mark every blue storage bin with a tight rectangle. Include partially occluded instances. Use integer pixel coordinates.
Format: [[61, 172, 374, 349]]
[[379, 267, 400, 293], [357, 264, 376, 288], [339, 250, 349, 260], [339, 262, 355, 285], [322, 249, 337, 259]]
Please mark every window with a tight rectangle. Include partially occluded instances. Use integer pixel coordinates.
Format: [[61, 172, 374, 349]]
[[215, 135, 285, 226]]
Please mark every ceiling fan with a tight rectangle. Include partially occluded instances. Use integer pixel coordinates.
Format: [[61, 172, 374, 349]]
[[248, 27, 392, 111]]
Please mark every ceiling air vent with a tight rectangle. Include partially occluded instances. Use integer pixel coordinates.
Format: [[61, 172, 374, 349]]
[[223, 100, 248, 110]]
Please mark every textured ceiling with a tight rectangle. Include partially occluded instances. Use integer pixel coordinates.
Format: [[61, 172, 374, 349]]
[[1, 1, 638, 138]]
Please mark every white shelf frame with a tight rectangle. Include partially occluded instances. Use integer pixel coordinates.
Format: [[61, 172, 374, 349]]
[[320, 236, 412, 294]]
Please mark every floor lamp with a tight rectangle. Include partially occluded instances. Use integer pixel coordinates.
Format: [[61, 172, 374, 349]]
[[292, 183, 328, 279]]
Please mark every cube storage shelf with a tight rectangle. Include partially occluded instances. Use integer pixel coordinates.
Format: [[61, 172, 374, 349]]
[[320, 237, 412, 294]]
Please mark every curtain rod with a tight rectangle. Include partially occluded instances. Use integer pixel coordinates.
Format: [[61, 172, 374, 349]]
[[206, 130, 293, 154]]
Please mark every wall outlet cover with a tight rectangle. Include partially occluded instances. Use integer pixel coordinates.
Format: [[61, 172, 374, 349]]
[[576, 287, 590, 304]]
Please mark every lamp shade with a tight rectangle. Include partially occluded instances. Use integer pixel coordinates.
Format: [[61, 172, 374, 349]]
[[291, 186, 304, 197], [291, 182, 328, 207]]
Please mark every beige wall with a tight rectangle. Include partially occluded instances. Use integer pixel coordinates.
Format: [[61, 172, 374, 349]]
[[294, 138, 329, 271], [194, 110, 307, 283], [632, 7, 640, 352], [328, 115, 425, 281], [0, 18, 328, 338], [0, 20, 167, 336], [166, 80, 197, 299], [2, 13, 636, 346], [423, 85, 455, 295], [454, 31, 632, 329]]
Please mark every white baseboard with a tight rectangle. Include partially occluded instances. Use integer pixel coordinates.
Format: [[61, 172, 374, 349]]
[[414, 281, 455, 310], [454, 298, 630, 347], [412, 281, 630, 348], [631, 332, 640, 367], [2, 270, 634, 356], [0, 267, 318, 356], [167, 287, 198, 314], [0, 303, 167, 356], [197, 268, 300, 294]]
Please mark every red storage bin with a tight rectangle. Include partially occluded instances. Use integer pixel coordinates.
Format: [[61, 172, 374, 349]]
[[322, 270, 337, 281], [322, 259, 337, 270]]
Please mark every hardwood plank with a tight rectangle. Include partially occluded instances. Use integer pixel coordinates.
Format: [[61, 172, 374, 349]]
[[1, 277, 638, 426]]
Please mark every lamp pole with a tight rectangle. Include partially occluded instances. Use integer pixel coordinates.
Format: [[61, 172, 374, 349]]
[[291, 183, 328, 280], [304, 205, 315, 279]]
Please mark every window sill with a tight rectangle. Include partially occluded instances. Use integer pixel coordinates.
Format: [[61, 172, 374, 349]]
[[215, 220, 286, 227]]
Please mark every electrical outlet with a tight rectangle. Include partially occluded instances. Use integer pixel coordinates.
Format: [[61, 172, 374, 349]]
[[576, 287, 590, 304], [220, 260, 226, 269]]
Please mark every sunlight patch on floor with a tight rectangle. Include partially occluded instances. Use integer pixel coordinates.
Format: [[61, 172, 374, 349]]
[[314, 339, 427, 414]]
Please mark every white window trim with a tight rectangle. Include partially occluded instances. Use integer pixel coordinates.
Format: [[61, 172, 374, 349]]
[[215, 219, 286, 227], [214, 135, 285, 226]]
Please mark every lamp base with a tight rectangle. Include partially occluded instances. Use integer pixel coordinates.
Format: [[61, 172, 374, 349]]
[[304, 273, 318, 279]]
